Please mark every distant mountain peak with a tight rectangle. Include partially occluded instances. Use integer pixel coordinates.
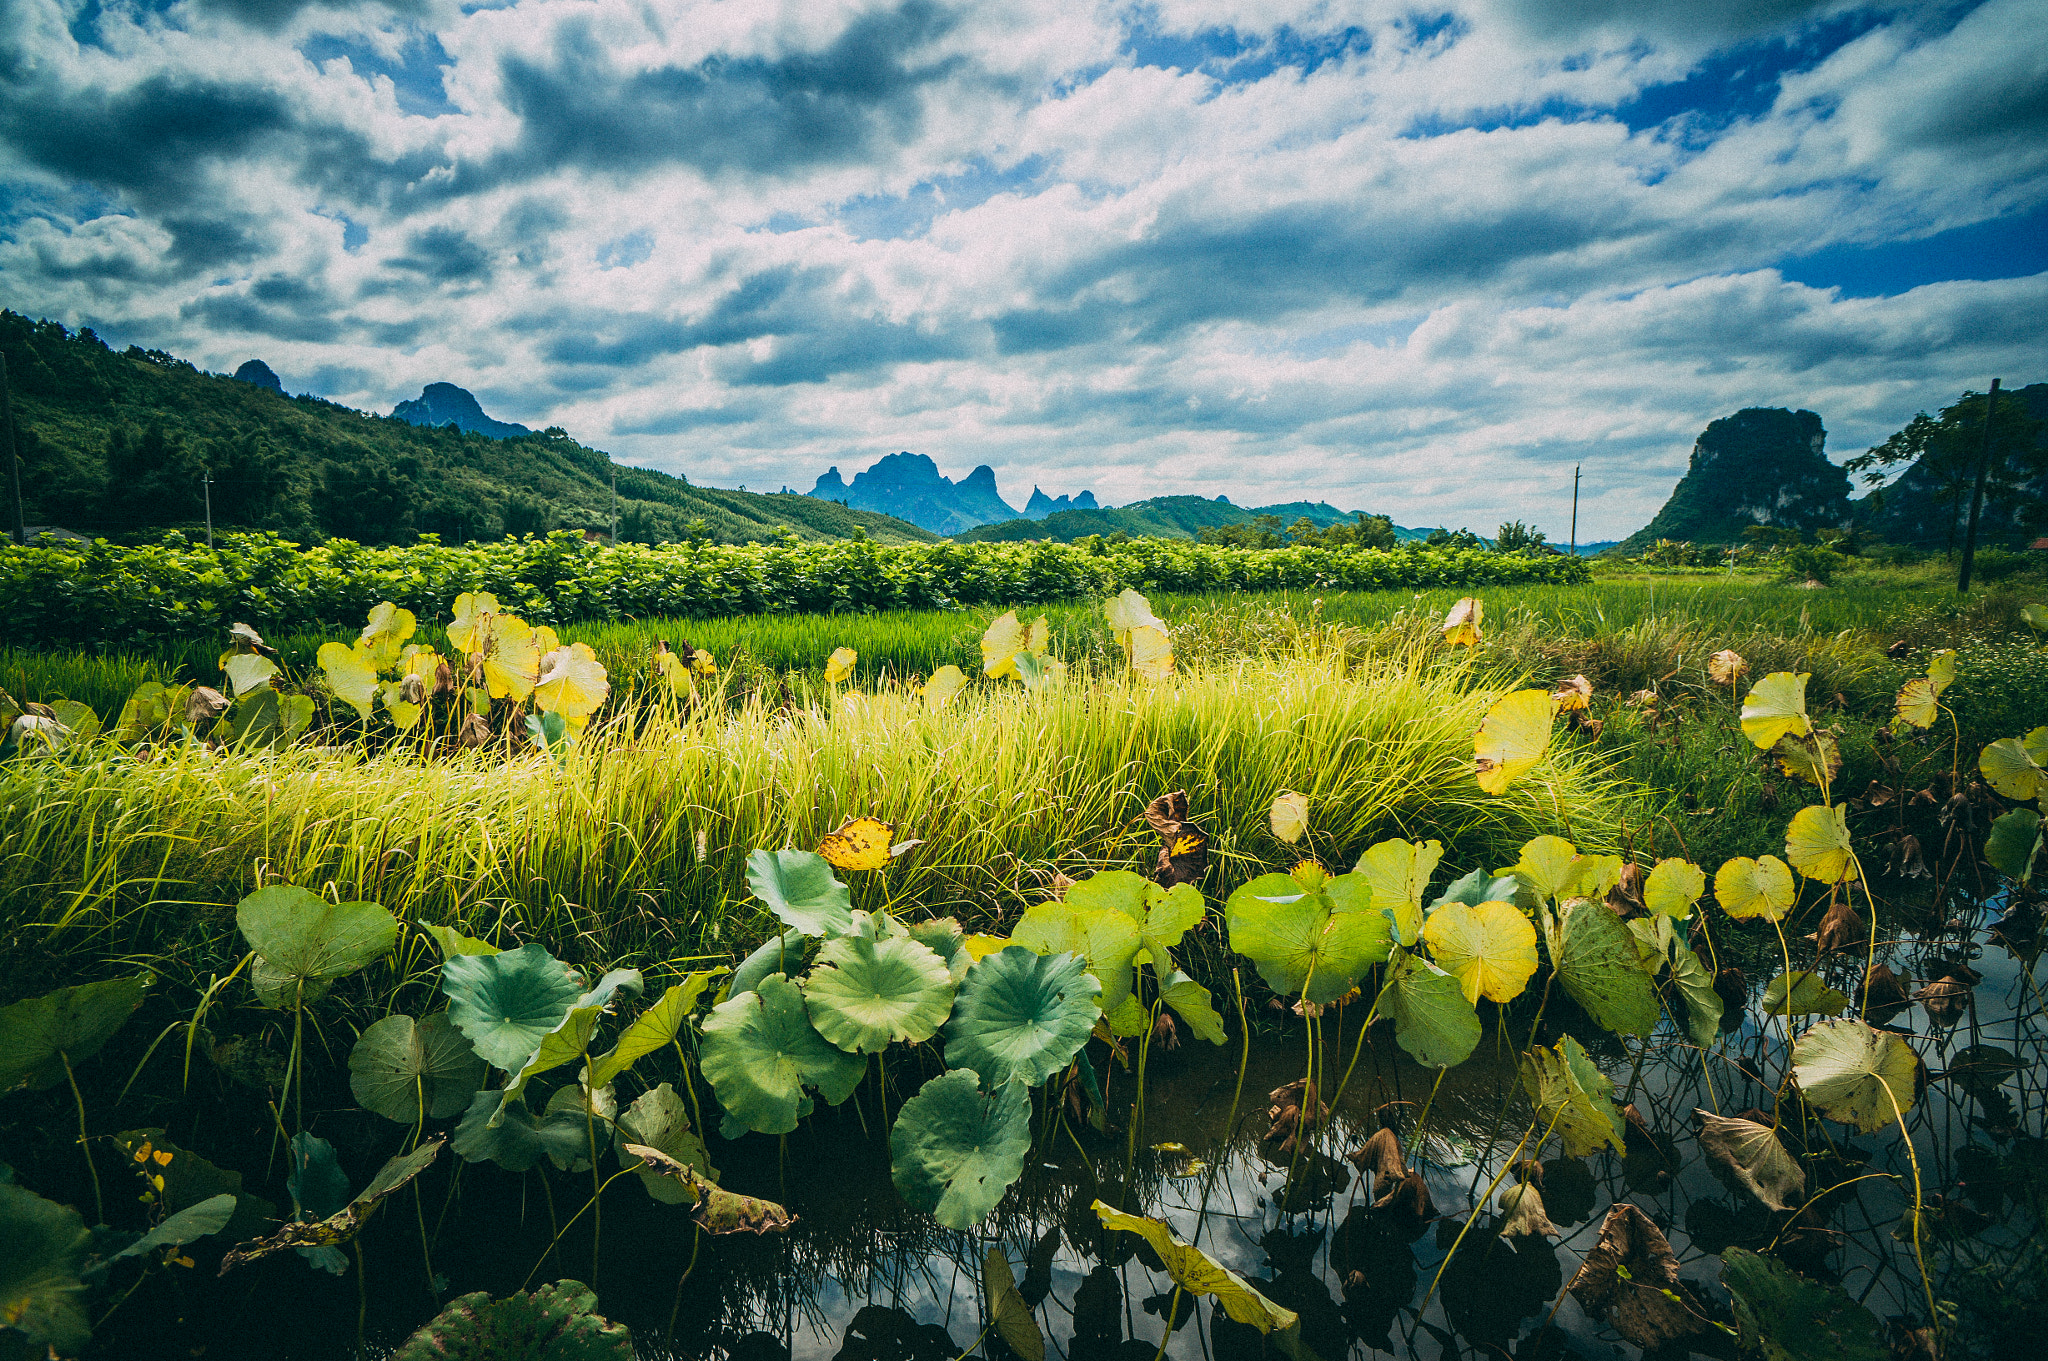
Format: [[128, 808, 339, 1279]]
[[391, 382, 532, 440], [805, 451, 1016, 534], [1618, 407, 1847, 553], [233, 359, 282, 392], [1023, 486, 1099, 518]]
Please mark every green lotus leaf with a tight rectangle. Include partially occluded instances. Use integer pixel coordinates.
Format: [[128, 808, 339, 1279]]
[[699, 974, 866, 1137], [1521, 1036, 1625, 1158], [1550, 897, 1660, 1036], [442, 943, 587, 1071], [1379, 954, 1481, 1068], [1761, 970, 1850, 1018], [114, 681, 177, 741], [1103, 992, 1150, 1038], [491, 970, 643, 1127], [747, 849, 853, 937], [0, 972, 150, 1093], [452, 1089, 588, 1172], [985, 1247, 1045, 1361], [288, 1132, 350, 1224], [424, 924, 501, 958], [0, 1183, 93, 1355], [1986, 808, 2041, 880], [1224, 873, 1391, 1004], [1159, 968, 1227, 1045], [349, 1013, 487, 1124], [905, 917, 971, 981], [730, 930, 810, 998], [110, 1193, 238, 1263], [1011, 900, 1142, 1015], [1066, 871, 1205, 967], [1667, 944, 1723, 1049], [889, 1069, 1032, 1229], [391, 1280, 634, 1361], [586, 971, 723, 1088], [1094, 1202, 1300, 1337], [803, 933, 956, 1054], [943, 946, 1101, 1089], [1721, 1247, 1883, 1361], [1429, 867, 1524, 912], [237, 886, 398, 1008], [1697, 1111, 1804, 1212], [614, 1083, 713, 1205], [1791, 1017, 1920, 1134]]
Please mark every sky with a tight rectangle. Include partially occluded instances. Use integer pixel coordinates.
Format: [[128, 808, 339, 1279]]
[[2, 0, 2043, 539]]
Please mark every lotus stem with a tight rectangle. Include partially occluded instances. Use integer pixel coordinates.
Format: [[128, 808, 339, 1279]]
[[60, 1052, 102, 1224]]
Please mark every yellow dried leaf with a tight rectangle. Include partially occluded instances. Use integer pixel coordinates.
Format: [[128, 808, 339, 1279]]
[[1891, 678, 1939, 731], [825, 647, 857, 684], [1474, 689, 1555, 795], [447, 592, 501, 656], [534, 642, 609, 728], [318, 641, 379, 721], [1027, 616, 1050, 655], [1422, 900, 1538, 1004], [1442, 596, 1483, 647], [1707, 650, 1747, 685], [921, 665, 967, 709], [1129, 625, 1173, 681], [1926, 649, 1956, 696], [1551, 675, 1592, 712], [1642, 859, 1705, 919], [1104, 588, 1164, 641], [1740, 672, 1811, 750], [1714, 855, 1795, 921], [480, 616, 540, 701], [1269, 791, 1309, 845], [1979, 737, 2046, 802], [1786, 805, 1857, 885], [818, 817, 894, 872], [981, 611, 1026, 679]]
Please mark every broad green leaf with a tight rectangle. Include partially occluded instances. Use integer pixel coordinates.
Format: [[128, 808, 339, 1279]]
[[1721, 1247, 1883, 1361], [699, 974, 865, 1137], [1785, 805, 1857, 885], [441, 942, 587, 1071], [424, 923, 500, 958], [1421, 900, 1537, 1004], [1740, 672, 1811, 750], [943, 946, 1100, 1089], [1474, 689, 1554, 795], [1980, 736, 2047, 802], [803, 933, 956, 1053], [390, 1280, 633, 1361], [452, 1090, 587, 1172], [1159, 969, 1227, 1045], [1985, 808, 2041, 880], [491, 1002, 607, 1128], [223, 651, 278, 697], [1012, 900, 1143, 1014], [614, 1083, 713, 1205], [905, 918, 971, 981], [1094, 1202, 1300, 1336], [1553, 897, 1661, 1035], [0, 1183, 93, 1354], [1224, 873, 1390, 1004], [730, 929, 809, 998], [110, 1193, 238, 1262], [0, 973, 149, 1093], [1380, 954, 1481, 1069], [114, 681, 182, 741], [1104, 992, 1150, 1038], [348, 1012, 486, 1124], [1521, 1036, 1625, 1158], [112, 1130, 267, 1240], [889, 1069, 1032, 1229], [1761, 970, 1849, 1018], [1792, 1017, 1920, 1134], [985, 1248, 1045, 1361], [1715, 855, 1796, 921], [237, 886, 398, 1008], [1066, 871, 1204, 968], [586, 971, 724, 1088], [1667, 944, 1723, 1049], [1697, 1112, 1803, 1212], [746, 849, 854, 937], [1429, 866, 1525, 912], [1354, 838, 1442, 944], [1643, 859, 1705, 918]]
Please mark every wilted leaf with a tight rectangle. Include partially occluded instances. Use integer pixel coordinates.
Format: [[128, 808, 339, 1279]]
[[981, 611, 1031, 679], [1772, 731, 1841, 787], [984, 1248, 1045, 1361], [1269, 791, 1309, 844], [1474, 689, 1554, 795], [390, 1279, 633, 1361], [622, 1142, 794, 1235], [1442, 596, 1483, 647], [817, 817, 894, 873], [1697, 1111, 1803, 1211], [1714, 855, 1796, 921], [823, 646, 857, 683], [1497, 1182, 1557, 1239], [1892, 678, 1940, 731], [613, 1084, 713, 1205], [534, 642, 609, 729], [1568, 1203, 1701, 1350], [1792, 1016, 1920, 1133], [222, 1140, 444, 1273], [1741, 672, 1812, 750], [1522, 1036, 1625, 1158], [1708, 650, 1747, 685], [1786, 804, 1857, 884], [1551, 674, 1592, 711], [890, 1069, 1032, 1229], [1095, 1202, 1301, 1336]]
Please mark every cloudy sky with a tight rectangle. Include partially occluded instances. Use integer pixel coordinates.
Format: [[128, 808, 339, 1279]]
[[3, 0, 2043, 538]]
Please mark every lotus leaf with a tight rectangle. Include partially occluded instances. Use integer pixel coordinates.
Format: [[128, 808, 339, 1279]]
[[905, 918, 970, 981], [1011, 899, 1143, 1014], [1714, 855, 1796, 921], [1093, 1202, 1300, 1336], [110, 1193, 238, 1263], [1354, 838, 1442, 943], [921, 665, 967, 709], [981, 610, 1028, 678], [1224, 873, 1390, 1004], [1643, 859, 1705, 918], [614, 1084, 713, 1205], [0, 972, 149, 1092], [818, 817, 894, 873], [442, 942, 586, 1071], [1511, 835, 1584, 901], [1442, 596, 1482, 646], [984, 1248, 1045, 1361], [317, 641, 379, 720], [1159, 969, 1227, 1045], [226, 1140, 444, 1273], [452, 1090, 587, 1172], [1979, 736, 2046, 801], [0, 1183, 93, 1355], [699, 974, 865, 1137], [1127, 625, 1173, 680], [1065, 870, 1204, 968], [890, 1068, 1031, 1228], [803, 932, 955, 1053], [1103, 992, 1150, 1038], [424, 923, 500, 958], [349, 1012, 487, 1124], [1697, 1112, 1803, 1211], [944, 946, 1100, 1089], [1741, 672, 1812, 750], [357, 601, 417, 669], [1423, 900, 1537, 1004], [1667, 944, 1723, 1049], [1892, 677, 1940, 730], [223, 651, 279, 697], [747, 849, 854, 936], [620, 1143, 795, 1234], [479, 615, 541, 701], [449, 593, 500, 653], [1944, 1044, 2022, 1097], [223, 689, 314, 749], [237, 886, 398, 1009], [1785, 804, 1857, 884], [1791, 1016, 1920, 1133], [1721, 1247, 1883, 1361], [1497, 1182, 1557, 1238], [391, 1279, 633, 1361], [113, 1130, 268, 1241], [1985, 808, 2041, 880], [1380, 954, 1481, 1068], [1430, 866, 1527, 912], [533, 642, 609, 730], [1474, 689, 1554, 795], [1551, 897, 1661, 1035], [1106, 587, 1166, 641], [491, 1006, 604, 1127], [1521, 1037, 1625, 1158], [1567, 1203, 1696, 1351], [114, 681, 181, 740], [824, 646, 857, 683], [1761, 970, 1849, 1017], [730, 929, 810, 997], [586, 972, 723, 1088]]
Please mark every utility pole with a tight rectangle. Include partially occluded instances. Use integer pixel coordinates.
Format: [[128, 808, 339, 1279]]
[[1957, 378, 2001, 594], [2, 351, 24, 545], [203, 470, 214, 550], [1569, 465, 1579, 555], [610, 464, 617, 543]]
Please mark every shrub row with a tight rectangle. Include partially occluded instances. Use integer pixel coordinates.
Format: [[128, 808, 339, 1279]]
[[7, 530, 1590, 647]]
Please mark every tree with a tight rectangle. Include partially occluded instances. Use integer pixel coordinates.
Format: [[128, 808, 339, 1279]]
[[1424, 526, 1484, 551], [1494, 521, 1547, 554], [1848, 392, 2047, 557]]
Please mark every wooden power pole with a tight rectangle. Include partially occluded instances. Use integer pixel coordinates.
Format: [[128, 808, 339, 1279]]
[[1957, 379, 2002, 594], [2, 351, 24, 545], [1569, 465, 1580, 555]]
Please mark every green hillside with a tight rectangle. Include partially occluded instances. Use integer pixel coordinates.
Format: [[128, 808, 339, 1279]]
[[0, 311, 935, 546], [951, 494, 1414, 543]]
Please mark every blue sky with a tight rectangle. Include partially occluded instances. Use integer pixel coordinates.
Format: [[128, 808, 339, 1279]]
[[2, 0, 2042, 537]]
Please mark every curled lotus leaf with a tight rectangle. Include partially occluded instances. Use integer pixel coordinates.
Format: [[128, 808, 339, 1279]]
[[1496, 1182, 1558, 1239], [317, 642, 379, 721], [824, 646, 858, 684], [238, 886, 398, 1009], [1740, 672, 1812, 750], [1094, 1201, 1301, 1337], [1421, 899, 1537, 1004], [586, 971, 723, 1089], [746, 849, 854, 937], [889, 1069, 1032, 1229], [1380, 954, 1481, 1069], [984, 1248, 1045, 1361], [441, 942, 587, 1071], [1708, 649, 1747, 685], [1521, 1036, 1625, 1158], [0, 1183, 94, 1355], [110, 1192, 238, 1263], [0, 972, 150, 1093], [1714, 855, 1796, 921], [1551, 897, 1661, 1036], [1441, 596, 1482, 646], [452, 1090, 586, 1172], [803, 932, 956, 1053], [1474, 689, 1554, 795], [490, 969, 647, 1128], [1721, 1247, 1883, 1361], [1224, 872, 1390, 1004], [1761, 970, 1849, 1018], [390, 1279, 633, 1361], [622, 1143, 795, 1235], [615, 1083, 714, 1205], [730, 929, 810, 998], [1667, 944, 1723, 1049], [349, 1012, 487, 1123], [1785, 804, 1857, 885], [1791, 1016, 1921, 1134], [1696, 1111, 1804, 1212], [943, 946, 1100, 1089], [1568, 1203, 1701, 1351], [1159, 968, 1227, 1045], [699, 974, 865, 1137], [1979, 735, 2047, 802], [1011, 898, 1142, 1014], [222, 1140, 444, 1273]]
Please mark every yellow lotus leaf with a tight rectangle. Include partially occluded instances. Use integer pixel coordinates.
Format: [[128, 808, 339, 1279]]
[[1513, 835, 1581, 900], [1442, 596, 1483, 647], [1979, 737, 2046, 802], [1551, 675, 1592, 712], [480, 616, 540, 701], [1891, 678, 1939, 731], [532, 625, 561, 655], [401, 646, 447, 695], [818, 817, 894, 872], [961, 933, 1009, 962], [1104, 588, 1164, 642], [1714, 855, 1795, 921], [981, 611, 1026, 679], [358, 601, 417, 670], [1129, 625, 1173, 681], [1707, 650, 1747, 685], [2032, 727, 2048, 765], [318, 641, 379, 721], [379, 682, 424, 732], [1643, 858, 1706, 918], [1422, 900, 1538, 1004], [691, 648, 717, 676], [1027, 616, 1050, 655], [447, 592, 501, 656], [658, 650, 694, 696], [921, 665, 967, 709], [825, 647, 857, 683], [1269, 791, 1309, 845], [1786, 804, 1857, 884], [1772, 731, 1840, 787], [534, 642, 609, 728], [1354, 838, 1442, 944], [1740, 672, 1811, 750], [223, 652, 278, 697], [1474, 689, 1556, 795], [1927, 649, 1956, 696]]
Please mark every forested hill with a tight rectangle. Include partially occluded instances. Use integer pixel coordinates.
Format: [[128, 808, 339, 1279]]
[[950, 494, 1423, 544], [0, 312, 936, 546]]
